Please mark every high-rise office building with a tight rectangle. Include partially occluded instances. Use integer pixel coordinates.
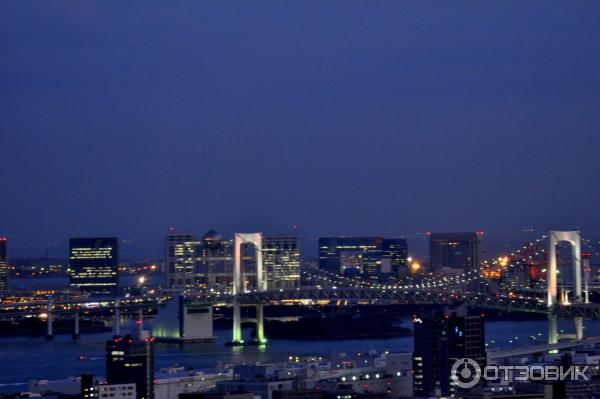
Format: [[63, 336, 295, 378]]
[[382, 238, 409, 276], [319, 237, 383, 274], [262, 235, 301, 290], [0, 237, 7, 298], [164, 234, 199, 290], [69, 237, 118, 294], [106, 335, 154, 399], [198, 230, 233, 290], [429, 232, 482, 273], [413, 306, 485, 397], [318, 237, 407, 278]]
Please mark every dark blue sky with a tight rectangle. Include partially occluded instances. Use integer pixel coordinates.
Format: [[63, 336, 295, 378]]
[[1, 1, 599, 258]]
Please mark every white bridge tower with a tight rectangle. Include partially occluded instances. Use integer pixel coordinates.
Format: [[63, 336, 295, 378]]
[[547, 230, 584, 344], [230, 232, 267, 345]]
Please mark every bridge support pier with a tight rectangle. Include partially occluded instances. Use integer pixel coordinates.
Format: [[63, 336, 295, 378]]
[[548, 314, 558, 345], [548, 314, 585, 345], [72, 311, 80, 340], [254, 304, 266, 345], [575, 317, 584, 340], [45, 299, 54, 340], [229, 302, 243, 346]]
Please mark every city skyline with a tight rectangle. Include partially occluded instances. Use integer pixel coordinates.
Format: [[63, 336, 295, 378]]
[[1, 2, 599, 258], [2, 2, 600, 398], [1, 226, 592, 260]]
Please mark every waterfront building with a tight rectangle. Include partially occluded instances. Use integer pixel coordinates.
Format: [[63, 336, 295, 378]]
[[165, 234, 199, 290], [0, 236, 7, 298], [152, 296, 215, 343], [106, 335, 155, 399], [318, 237, 408, 278], [262, 235, 301, 290], [413, 306, 485, 397], [429, 232, 482, 274], [69, 237, 118, 294]]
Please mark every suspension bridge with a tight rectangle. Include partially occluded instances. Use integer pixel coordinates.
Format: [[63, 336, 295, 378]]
[[1, 229, 597, 353]]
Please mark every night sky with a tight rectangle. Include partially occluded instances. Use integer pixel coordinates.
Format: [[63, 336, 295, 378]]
[[1, 1, 599, 258]]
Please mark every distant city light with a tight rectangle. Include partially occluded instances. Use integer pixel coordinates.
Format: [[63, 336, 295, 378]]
[[410, 262, 421, 274]]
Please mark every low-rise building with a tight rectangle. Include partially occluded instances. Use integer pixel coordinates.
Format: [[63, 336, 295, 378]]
[[97, 384, 137, 399], [154, 367, 232, 399]]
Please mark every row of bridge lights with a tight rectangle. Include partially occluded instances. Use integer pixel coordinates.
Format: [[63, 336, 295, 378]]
[[303, 267, 563, 348], [304, 232, 566, 293], [299, 232, 580, 315], [303, 263, 484, 291], [213, 232, 590, 297], [304, 233, 596, 351]]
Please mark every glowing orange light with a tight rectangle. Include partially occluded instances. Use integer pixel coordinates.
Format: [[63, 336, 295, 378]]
[[410, 262, 422, 274]]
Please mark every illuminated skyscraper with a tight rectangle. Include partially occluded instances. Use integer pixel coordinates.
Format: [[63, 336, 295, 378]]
[[318, 237, 407, 278], [262, 235, 301, 289], [318, 237, 383, 274], [0, 237, 7, 298], [164, 234, 198, 290], [106, 335, 154, 399], [382, 238, 409, 276], [69, 237, 118, 294], [198, 230, 233, 290], [429, 232, 482, 274], [413, 306, 485, 397]]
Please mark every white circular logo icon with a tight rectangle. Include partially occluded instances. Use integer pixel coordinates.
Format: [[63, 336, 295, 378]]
[[451, 358, 482, 389]]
